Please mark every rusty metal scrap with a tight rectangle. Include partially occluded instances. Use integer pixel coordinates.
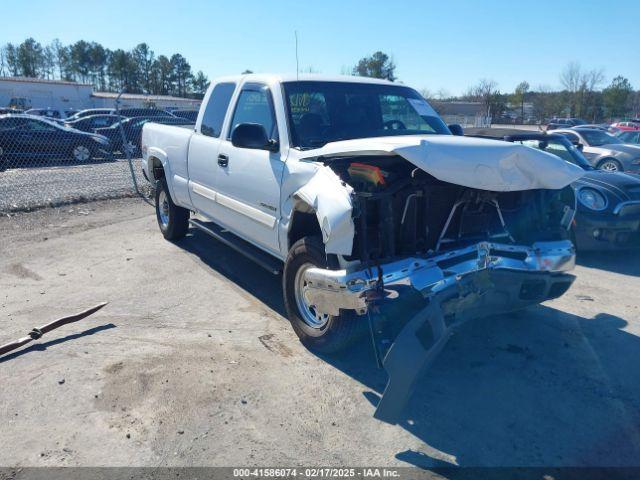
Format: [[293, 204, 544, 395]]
[[0, 302, 108, 357]]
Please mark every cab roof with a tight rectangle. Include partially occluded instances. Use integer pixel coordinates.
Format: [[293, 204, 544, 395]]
[[211, 73, 397, 86]]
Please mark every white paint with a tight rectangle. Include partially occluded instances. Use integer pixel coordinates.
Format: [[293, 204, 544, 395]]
[[293, 167, 355, 255], [297, 135, 585, 191]]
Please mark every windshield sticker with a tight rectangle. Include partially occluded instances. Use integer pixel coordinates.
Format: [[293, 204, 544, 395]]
[[407, 98, 437, 117]]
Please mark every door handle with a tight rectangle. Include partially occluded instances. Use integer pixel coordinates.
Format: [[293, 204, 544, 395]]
[[217, 154, 229, 167]]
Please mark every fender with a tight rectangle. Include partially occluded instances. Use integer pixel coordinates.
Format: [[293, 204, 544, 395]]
[[292, 166, 355, 256], [146, 146, 183, 208]]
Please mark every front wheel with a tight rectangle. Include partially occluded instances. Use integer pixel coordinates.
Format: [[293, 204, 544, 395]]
[[283, 236, 363, 353], [155, 178, 189, 240], [71, 143, 93, 163], [597, 158, 623, 172]]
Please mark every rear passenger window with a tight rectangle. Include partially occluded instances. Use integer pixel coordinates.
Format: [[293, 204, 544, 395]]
[[200, 82, 235, 138]]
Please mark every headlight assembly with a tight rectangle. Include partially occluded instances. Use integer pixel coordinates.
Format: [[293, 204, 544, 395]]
[[578, 187, 608, 211]]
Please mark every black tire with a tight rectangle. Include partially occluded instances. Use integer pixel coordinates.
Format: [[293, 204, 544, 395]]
[[597, 158, 623, 172], [155, 178, 189, 240], [283, 236, 363, 353]]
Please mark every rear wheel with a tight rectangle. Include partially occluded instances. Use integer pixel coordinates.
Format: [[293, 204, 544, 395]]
[[283, 236, 363, 353], [597, 158, 622, 172], [155, 178, 189, 240]]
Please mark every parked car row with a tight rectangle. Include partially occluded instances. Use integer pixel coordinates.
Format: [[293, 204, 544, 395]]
[[0, 114, 112, 165], [0, 110, 195, 169], [547, 117, 640, 135], [553, 128, 640, 173]]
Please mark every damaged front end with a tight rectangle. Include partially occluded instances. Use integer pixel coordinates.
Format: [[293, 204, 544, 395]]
[[298, 146, 581, 424]]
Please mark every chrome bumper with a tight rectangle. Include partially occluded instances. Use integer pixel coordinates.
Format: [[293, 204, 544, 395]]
[[303, 240, 576, 316]]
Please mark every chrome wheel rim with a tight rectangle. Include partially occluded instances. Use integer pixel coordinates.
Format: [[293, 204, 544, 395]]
[[73, 145, 90, 162], [158, 189, 169, 227], [600, 161, 619, 172], [294, 262, 330, 329]]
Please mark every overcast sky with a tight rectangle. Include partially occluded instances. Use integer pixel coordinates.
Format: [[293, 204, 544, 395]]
[[4, 0, 639, 95]]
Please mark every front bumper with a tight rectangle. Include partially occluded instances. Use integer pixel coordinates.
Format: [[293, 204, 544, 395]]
[[574, 203, 640, 250], [303, 240, 576, 316], [303, 240, 577, 424]]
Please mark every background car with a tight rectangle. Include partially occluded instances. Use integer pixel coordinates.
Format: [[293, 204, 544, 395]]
[[573, 123, 609, 131], [611, 121, 640, 131], [553, 127, 640, 173], [64, 114, 122, 133], [117, 108, 175, 118], [618, 131, 640, 145], [0, 114, 111, 165], [171, 109, 199, 121], [466, 128, 640, 250], [65, 108, 116, 121], [95, 115, 193, 157], [547, 117, 587, 131], [0, 107, 23, 115], [24, 107, 67, 120]]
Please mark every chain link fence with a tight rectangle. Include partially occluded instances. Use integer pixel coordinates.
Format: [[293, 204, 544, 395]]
[[0, 103, 196, 213]]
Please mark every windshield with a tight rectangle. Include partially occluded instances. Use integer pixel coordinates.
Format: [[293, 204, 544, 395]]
[[283, 81, 450, 149], [513, 137, 593, 170], [580, 129, 622, 146]]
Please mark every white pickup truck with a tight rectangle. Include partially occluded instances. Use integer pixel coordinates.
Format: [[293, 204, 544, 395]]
[[142, 74, 584, 422]]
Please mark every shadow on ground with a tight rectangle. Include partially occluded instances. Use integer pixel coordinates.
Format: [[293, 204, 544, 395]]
[[0, 324, 116, 363], [577, 249, 640, 276], [179, 230, 640, 468], [178, 229, 285, 316]]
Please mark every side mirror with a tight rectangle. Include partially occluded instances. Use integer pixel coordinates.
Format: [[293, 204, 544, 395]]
[[448, 124, 464, 136], [231, 123, 278, 152]]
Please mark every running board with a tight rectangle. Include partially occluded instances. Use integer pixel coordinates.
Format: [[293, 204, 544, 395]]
[[188, 219, 282, 274]]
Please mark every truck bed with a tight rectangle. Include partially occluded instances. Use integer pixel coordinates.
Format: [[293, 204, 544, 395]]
[[141, 122, 195, 208]]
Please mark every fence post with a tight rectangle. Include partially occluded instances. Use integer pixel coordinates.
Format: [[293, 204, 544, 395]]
[[114, 92, 140, 195]]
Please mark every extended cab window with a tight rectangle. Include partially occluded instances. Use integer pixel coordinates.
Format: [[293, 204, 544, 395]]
[[200, 82, 235, 138], [229, 87, 277, 139]]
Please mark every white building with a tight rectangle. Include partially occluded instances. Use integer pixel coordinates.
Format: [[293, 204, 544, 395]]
[[0, 76, 93, 111], [91, 92, 201, 111], [0, 76, 201, 112]]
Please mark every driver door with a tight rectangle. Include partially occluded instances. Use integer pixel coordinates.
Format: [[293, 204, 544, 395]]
[[214, 84, 284, 255]]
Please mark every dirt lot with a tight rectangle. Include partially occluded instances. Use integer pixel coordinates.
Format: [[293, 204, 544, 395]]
[[1, 197, 640, 468]]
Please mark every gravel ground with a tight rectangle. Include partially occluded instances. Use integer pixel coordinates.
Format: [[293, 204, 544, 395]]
[[0, 158, 147, 213], [1, 198, 640, 470]]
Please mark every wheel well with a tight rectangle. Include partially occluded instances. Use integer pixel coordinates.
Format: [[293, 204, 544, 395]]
[[149, 156, 165, 181], [288, 210, 322, 251]]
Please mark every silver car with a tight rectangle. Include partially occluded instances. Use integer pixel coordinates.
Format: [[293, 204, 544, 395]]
[[554, 128, 640, 173]]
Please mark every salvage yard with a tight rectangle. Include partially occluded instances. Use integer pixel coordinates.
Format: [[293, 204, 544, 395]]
[[2, 197, 640, 468]]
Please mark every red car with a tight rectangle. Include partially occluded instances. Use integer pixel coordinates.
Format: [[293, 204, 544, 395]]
[[610, 121, 640, 131]]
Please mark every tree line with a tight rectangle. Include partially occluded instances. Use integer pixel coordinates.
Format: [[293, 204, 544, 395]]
[[0, 38, 209, 98], [2, 41, 638, 122], [352, 52, 639, 123]]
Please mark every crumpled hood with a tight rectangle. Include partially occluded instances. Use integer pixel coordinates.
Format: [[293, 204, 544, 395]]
[[299, 135, 585, 191]]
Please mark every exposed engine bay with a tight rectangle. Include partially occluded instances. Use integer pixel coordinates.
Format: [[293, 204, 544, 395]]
[[296, 154, 580, 424], [325, 155, 576, 265]]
